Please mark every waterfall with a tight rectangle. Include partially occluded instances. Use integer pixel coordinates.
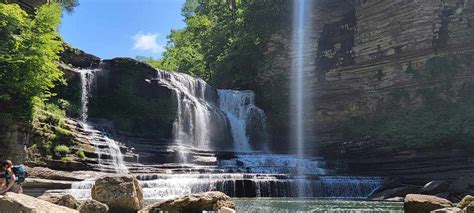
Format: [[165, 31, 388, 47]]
[[217, 90, 269, 151], [79, 69, 94, 122], [78, 69, 128, 174], [157, 71, 228, 152]]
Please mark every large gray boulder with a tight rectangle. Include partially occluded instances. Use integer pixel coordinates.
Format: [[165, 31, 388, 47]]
[[91, 175, 143, 213], [78, 199, 109, 213], [448, 176, 474, 195], [139, 191, 235, 213], [0, 192, 78, 213], [404, 194, 452, 213]]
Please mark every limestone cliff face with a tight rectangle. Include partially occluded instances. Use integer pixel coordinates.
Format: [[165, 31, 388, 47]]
[[258, 0, 474, 151]]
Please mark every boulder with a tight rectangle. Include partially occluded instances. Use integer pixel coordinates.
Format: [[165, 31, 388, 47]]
[[421, 181, 449, 195], [220, 207, 236, 213], [91, 175, 143, 212], [139, 191, 235, 213], [40, 194, 80, 209], [448, 176, 474, 195], [371, 186, 420, 200], [404, 194, 452, 213], [458, 195, 474, 209], [430, 207, 463, 213], [0, 192, 78, 213], [464, 204, 474, 213], [78, 199, 109, 213]]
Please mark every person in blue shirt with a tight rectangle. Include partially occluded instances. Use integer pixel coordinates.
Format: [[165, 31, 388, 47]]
[[0, 160, 22, 194]]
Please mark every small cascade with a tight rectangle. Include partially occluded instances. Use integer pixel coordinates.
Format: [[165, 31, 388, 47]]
[[218, 154, 328, 175], [67, 173, 381, 201], [217, 90, 269, 151], [78, 68, 129, 174]]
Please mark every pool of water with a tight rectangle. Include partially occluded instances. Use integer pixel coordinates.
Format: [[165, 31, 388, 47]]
[[233, 198, 403, 213]]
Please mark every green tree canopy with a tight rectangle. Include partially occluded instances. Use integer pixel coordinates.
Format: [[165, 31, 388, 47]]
[[156, 0, 290, 88], [0, 3, 64, 117]]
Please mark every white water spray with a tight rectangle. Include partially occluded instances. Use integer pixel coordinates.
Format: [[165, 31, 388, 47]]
[[78, 69, 128, 174], [218, 90, 268, 151]]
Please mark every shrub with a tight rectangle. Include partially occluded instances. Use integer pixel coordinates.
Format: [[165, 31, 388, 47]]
[[54, 145, 70, 157], [76, 150, 86, 159]]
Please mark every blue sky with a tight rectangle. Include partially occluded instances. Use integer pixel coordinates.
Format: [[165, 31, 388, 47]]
[[60, 0, 186, 59]]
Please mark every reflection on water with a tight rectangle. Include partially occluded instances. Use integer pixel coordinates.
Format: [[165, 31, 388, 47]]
[[233, 198, 403, 213]]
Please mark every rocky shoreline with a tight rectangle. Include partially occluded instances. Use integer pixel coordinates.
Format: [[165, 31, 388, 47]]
[[2, 173, 237, 213]]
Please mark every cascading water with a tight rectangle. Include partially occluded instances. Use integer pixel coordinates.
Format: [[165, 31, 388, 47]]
[[78, 69, 128, 174], [218, 90, 269, 151], [156, 71, 232, 154], [66, 66, 382, 202]]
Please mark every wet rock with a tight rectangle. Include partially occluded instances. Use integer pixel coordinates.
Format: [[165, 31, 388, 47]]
[[91, 175, 143, 213], [457, 195, 474, 209], [464, 204, 474, 213], [0, 192, 78, 213], [404, 194, 452, 213], [371, 186, 420, 200], [78, 199, 109, 213], [422, 181, 449, 195], [39, 194, 80, 210], [26, 167, 85, 181], [448, 176, 474, 195], [139, 191, 235, 213], [430, 207, 463, 213], [385, 197, 404, 202]]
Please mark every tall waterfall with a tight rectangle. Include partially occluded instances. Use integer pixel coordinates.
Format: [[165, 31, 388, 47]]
[[156, 71, 268, 152], [79, 69, 128, 174], [156, 71, 230, 151]]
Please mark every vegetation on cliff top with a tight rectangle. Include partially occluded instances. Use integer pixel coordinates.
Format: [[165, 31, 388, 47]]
[[152, 0, 289, 88]]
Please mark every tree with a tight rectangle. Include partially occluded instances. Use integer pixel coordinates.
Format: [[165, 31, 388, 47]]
[[0, 3, 63, 117], [156, 0, 290, 88]]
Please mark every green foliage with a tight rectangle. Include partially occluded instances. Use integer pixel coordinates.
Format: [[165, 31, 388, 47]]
[[135, 56, 173, 71], [0, 3, 64, 118], [53, 144, 70, 157], [341, 85, 474, 150], [424, 56, 460, 80], [157, 0, 290, 87], [76, 150, 86, 159], [60, 156, 72, 162]]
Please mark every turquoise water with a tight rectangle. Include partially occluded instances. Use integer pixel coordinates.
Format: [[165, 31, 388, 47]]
[[233, 198, 403, 213]]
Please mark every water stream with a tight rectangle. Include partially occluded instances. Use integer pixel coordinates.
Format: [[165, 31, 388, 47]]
[[78, 69, 128, 174], [68, 67, 382, 202]]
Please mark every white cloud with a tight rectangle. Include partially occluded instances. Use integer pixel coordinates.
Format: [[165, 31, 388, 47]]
[[132, 32, 164, 53]]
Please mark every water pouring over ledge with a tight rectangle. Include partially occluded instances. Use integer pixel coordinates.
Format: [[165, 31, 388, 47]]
[[78, 68, 129, 174], [64, 64, 383, 201]]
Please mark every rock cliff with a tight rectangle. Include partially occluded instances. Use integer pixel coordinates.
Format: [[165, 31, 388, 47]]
[[256, 0, 474, 149]]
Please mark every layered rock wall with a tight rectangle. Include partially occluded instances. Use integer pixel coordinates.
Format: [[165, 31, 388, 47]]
[[260, 0, 474, 152]]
